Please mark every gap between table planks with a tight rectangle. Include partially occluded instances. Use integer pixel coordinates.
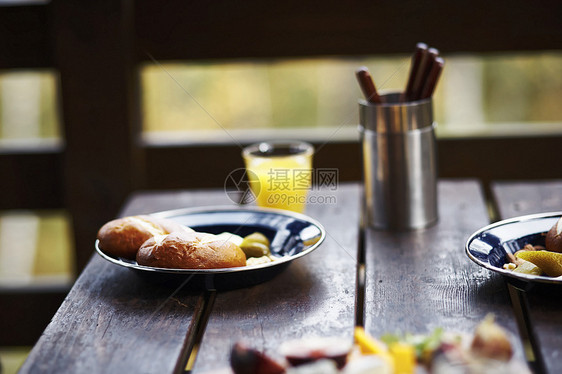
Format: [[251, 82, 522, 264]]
[[191, 184, 360, 373], [363, 180, 529, 367], [492, 180, 562, 374]]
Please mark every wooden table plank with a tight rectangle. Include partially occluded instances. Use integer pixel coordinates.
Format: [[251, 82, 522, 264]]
[[364, 180, 525, 356], [193, 184, 361, 372], [492, 180, 562, 374], [19, 255, 204, 374], [492, 180, 562, 218], [19, 189, 234, 374]]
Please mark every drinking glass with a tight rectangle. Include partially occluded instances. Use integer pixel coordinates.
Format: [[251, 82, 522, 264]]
[[242, 141, 314, 213]]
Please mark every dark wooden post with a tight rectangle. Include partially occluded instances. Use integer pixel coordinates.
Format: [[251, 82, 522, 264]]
[[53, 0, 144, 272]]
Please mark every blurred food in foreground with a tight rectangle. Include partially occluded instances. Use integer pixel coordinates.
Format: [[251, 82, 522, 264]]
[[228, 315, 528, 374]]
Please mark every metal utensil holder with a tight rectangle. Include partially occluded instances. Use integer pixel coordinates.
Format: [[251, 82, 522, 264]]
[[359, 93, 438, 230]]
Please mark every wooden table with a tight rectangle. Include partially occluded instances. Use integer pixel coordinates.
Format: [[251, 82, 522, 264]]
[[19, 180, 562, 374]]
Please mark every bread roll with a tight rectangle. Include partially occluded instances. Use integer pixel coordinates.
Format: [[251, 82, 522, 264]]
[[137, 231, 247, 269], [546, 216, 562, 253], [97, 215, 193, 259]]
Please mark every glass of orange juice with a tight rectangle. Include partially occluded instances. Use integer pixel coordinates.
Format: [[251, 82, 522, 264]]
[[242, 141, 314, 213]]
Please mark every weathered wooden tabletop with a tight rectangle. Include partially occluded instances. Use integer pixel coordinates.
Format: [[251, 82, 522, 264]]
[[19, 180, 562, 373]]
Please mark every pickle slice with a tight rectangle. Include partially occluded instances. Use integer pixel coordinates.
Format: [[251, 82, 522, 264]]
[[512, 259, 543, 276], [515, 250, 562, 277]]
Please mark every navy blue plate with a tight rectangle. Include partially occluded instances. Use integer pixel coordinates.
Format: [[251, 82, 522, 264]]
[[465, 212, 562, 286], [95, 206, 326, 289]]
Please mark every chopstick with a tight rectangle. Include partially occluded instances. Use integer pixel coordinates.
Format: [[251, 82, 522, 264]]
[[403, 42, 428, 101], [356, 42, 445, 104], [420, 56, 444, 99], [355, 67, 383, 104], [410, 47, 439, 101], [404, 43, 444, 101]]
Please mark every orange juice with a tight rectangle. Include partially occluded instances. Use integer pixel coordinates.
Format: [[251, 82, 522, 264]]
[[243, 142, 313, 213]]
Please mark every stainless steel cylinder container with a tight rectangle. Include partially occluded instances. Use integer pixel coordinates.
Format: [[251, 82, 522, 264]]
[[359, 93, 438, 230]]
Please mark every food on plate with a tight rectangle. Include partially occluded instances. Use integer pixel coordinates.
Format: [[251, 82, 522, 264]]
[[97, 215, 193, 259], [502, 217, 562, 277], [515, 250, 562, 277], [214, 231, 277, 266], [97, 214, 280, 269], [240, 232, 271, 258], [246, 255, 276, 266], [511, 260, 543, 275], [503, 244, 544, 275], [214, 232, 244, 247], [136, 231, 247, 269], [545, 216, 562, 252], [240, 232, 277, 266], [228, 315, 528, 374]]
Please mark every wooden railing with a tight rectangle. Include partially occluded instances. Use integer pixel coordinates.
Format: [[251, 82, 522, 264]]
[[1, 0, 561, 345]]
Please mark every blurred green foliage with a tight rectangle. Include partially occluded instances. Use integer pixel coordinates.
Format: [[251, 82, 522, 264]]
[[140, 53, 562, 135], [483, 54, 562, 122], [0, 52, 560, 139]]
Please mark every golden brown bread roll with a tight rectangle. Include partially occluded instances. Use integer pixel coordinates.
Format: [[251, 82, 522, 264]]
[[136, 231, 247, 269], [97, 215, 193, 259]]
